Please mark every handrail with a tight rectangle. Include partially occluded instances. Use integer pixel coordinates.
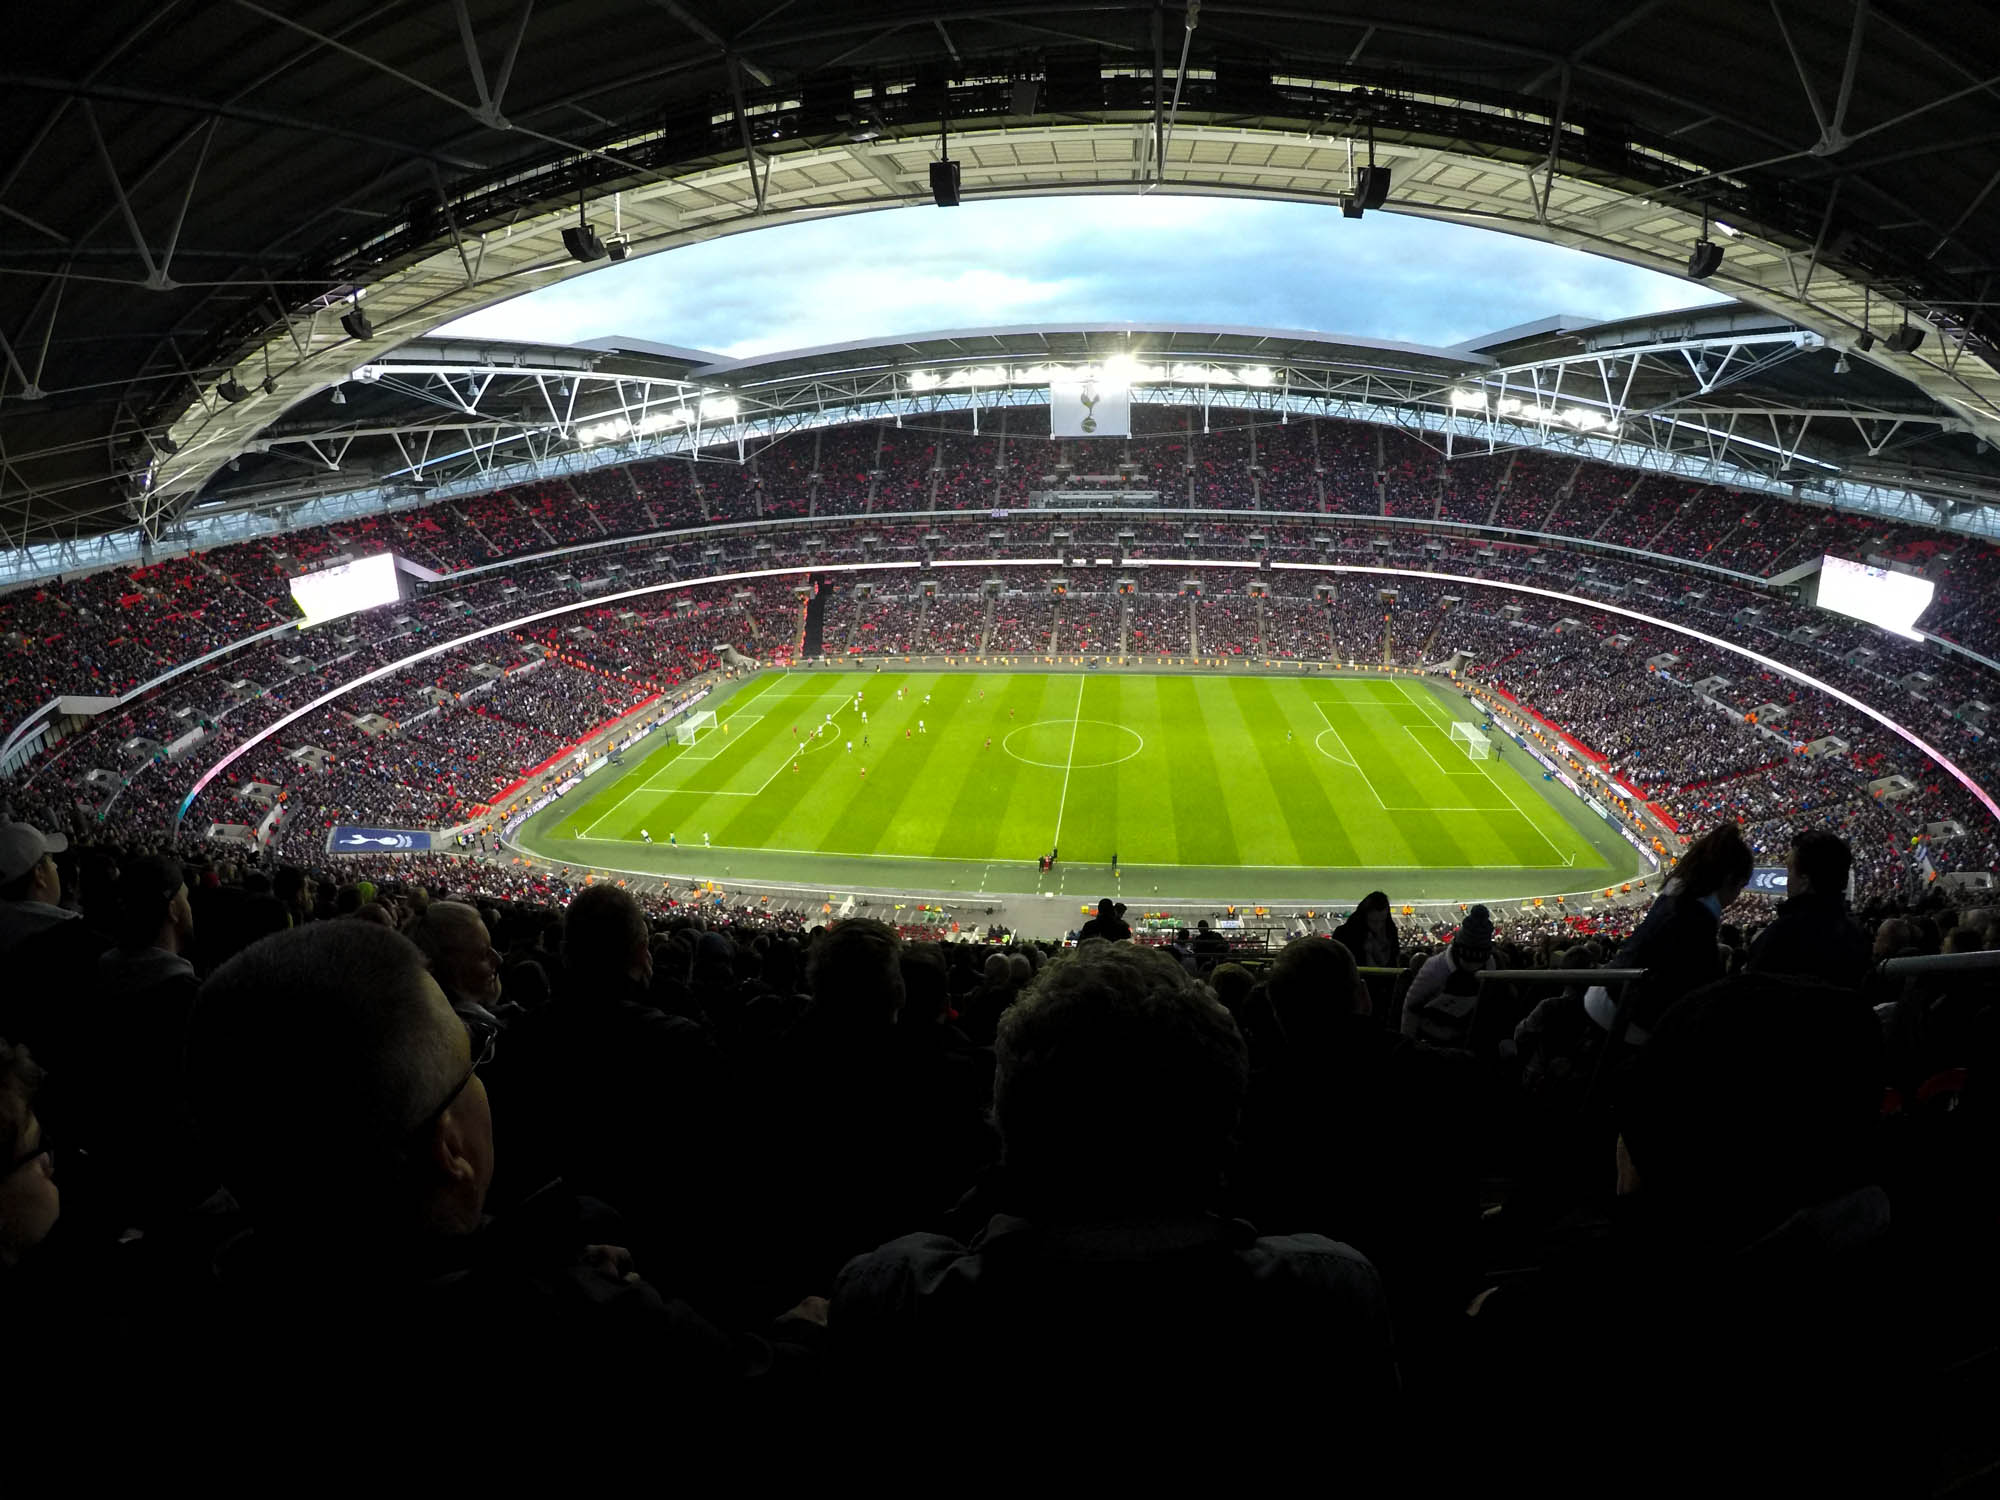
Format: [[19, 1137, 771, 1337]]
[[1878, 950, 2000, 976], [1478, 967, 1645, 983]]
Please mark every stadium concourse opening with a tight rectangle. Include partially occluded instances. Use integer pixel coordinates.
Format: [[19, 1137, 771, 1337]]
[[521, 665, 1638, 902]]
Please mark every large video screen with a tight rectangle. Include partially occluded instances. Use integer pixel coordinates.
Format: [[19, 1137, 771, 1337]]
[[288, 552, 401, 627], [1816, 554, 1935, 641]]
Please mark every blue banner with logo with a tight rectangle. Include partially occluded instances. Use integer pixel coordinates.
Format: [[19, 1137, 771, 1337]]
[[1746, 867, 1789, 895], [329, 826, 432, 854]]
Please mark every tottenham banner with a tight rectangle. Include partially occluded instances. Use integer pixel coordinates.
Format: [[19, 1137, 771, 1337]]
[[1050, 376, 1131, 438], [329, 826, 432, 854]]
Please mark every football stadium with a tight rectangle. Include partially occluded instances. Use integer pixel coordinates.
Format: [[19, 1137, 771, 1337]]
[[3, 3, 1999, 1478]]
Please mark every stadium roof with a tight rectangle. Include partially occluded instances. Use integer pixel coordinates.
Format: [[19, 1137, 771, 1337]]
[[141, 315, 2000, 544], [6, 1, 2000, 545]]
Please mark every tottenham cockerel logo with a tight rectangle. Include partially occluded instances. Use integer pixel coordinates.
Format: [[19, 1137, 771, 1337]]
[[1078, 380, 1100, 433]]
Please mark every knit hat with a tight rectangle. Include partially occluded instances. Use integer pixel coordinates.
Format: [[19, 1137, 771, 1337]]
[[1455, 905, 1495, 961]]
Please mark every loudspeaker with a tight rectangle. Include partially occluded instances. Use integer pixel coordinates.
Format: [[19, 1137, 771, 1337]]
[[340, 307, 373, 341], [1354, 165, 1391, 211], [1012, 79, 1040, 116], [1341, 196, 1364, 219], [1854, 329, 1877, 353], [930, 159, 962, 207], [562, 225, 608, 262], [1886, 323, 1925, 353], [1687, 239, 1724, 279], [217, 378, 248, 404]]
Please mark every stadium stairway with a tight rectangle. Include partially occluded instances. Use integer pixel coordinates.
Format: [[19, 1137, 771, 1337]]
[[800, 580, 832, 658], [978, 593, 996, 652], [1119, 596, 1132, 656]]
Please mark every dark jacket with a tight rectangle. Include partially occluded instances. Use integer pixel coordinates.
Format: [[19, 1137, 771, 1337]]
[[1746, 891, 1872, 988], [1077, 915, 1132, 942], [485, 974, 726, 1280], [1608, 888, 1726, 1037], [831, 1211, 1400, 1463], [68, 946, 207, 1234], [1331, 912, 1400, 969], [1461, 1185, 1902, 1495], [117, 1186, 821, 1438], [1230, 1014, 1480, 1328], [736, 1006, 998, 1312]]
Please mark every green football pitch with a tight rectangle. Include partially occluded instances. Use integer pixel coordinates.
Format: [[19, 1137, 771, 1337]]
[[520, 668, 1637, 902]]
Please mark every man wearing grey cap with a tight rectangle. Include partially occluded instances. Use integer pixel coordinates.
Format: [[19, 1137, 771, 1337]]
[[0, 822, 75, 956]]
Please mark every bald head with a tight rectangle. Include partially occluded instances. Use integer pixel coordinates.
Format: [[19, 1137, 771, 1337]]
[[406, 901, 501, 1012], [187, 923, 484, 1225]]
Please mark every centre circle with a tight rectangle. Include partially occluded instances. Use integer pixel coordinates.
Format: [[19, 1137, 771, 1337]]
[[1003, 718, 1146, 770]]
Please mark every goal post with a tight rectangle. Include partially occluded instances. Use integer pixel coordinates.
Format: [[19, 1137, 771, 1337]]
[[1448, 721, 1492, 760], [675, 710, 718, 746]]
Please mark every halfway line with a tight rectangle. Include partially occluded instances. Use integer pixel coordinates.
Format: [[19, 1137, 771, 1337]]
[[1049, 672, 1086, 854]]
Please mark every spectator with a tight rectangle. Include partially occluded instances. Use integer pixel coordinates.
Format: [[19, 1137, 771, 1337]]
[[1591, 823, 1753, 1047], [1232, 938, 1477, 1345], [745, 919, 994, 1309], [1191, 918, 1229, 958], [0, 1040, 58, 1275], [1332, 890, 1400, 968], [0, 822, 74, 955], [830, 941, 1401, 1459], [405, 900, 517, 1028], [1077, 897, 1131, 942], [173, 922, 822, 1422], [1745, 830, 1872, 986], [1467, 975, 1899, 1493], [1400, 905, 1495, 1049], [487, 886, 726, 1292], [71, 856, 203, 1233]]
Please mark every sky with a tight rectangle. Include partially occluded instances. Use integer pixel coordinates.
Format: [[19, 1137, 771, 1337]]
[[434, 194, 1730, 358]]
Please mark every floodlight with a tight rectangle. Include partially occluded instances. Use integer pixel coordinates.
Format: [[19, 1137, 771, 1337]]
[[562, 225, 608, 262], [1341, 195, 1364, 219], [930, 159, 961, 207], [340, 306, 373, 341], [1834, 352, 1851, 375], [1687, 239, 1724, 279], [607, 238, 630, 262], [331, 386, 347, 405], [1886, 323, 1925, 353]]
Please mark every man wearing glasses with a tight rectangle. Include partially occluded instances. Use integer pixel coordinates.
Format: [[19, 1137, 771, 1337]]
[[173, 923, 824, 1414], [405, 899, 514, 1028]]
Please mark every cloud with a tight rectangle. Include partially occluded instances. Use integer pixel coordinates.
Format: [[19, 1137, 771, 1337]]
[[434, 195, 1728, 356]]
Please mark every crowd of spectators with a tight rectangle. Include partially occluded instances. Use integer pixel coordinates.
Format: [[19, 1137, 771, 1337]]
[[11, 423, 2000, 899], [0, 810, 1990, 1480]]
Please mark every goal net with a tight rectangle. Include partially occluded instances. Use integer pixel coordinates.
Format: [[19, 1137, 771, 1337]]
[[675, 710, 718, 746], [1448, 721, 1492, 760]]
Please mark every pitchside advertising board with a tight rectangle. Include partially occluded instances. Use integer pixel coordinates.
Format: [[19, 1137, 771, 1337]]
[[1747, 867, 1789, 895], [329, 826, 432, 853]]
